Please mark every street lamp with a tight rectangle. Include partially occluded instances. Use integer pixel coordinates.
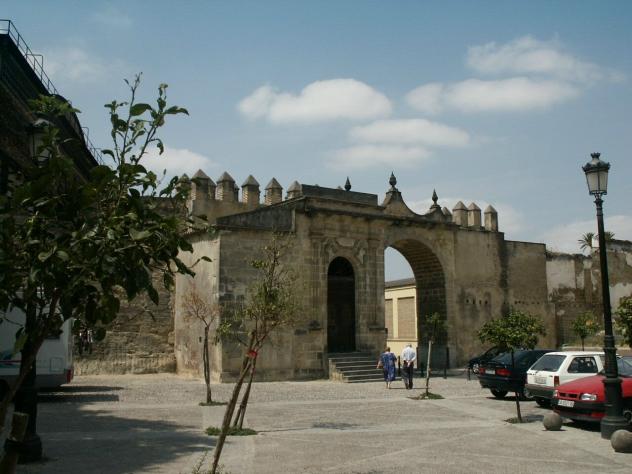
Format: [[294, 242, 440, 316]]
[[582, 152, 628, 439]]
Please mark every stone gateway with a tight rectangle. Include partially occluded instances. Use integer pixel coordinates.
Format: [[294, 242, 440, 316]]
[[173, 171, 564, 382]]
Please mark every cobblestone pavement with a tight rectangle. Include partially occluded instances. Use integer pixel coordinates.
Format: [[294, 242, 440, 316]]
[[11, 372, 632, 473]]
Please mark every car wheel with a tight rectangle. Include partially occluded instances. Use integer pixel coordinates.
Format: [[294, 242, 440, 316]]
[[520, 389, 535, 401], [472, 363, 479, 374], [623, 408, 632, 425], [535, 397, 550, 408], [490, 389, 507, 399]]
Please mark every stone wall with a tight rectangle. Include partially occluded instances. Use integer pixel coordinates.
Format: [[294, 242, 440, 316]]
[[75, 270, 176, 375], [547, 240, 632, 346]]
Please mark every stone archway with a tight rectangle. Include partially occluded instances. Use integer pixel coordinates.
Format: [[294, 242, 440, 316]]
[[387, 239, 448, 363], [327, 256, 356, 353]]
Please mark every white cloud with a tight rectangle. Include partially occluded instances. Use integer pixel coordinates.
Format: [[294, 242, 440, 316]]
[[467, 36, 623, 84], [91, 4, 133, 28], [407, 77, 579, 113], [327, 145, 430, 171], [542, 215, 632, 254], [349, 119, 470, 147], [407, 197, 526, 235], [143, 146, 218, 180], [45, 47, 110, 84], [405, 83, 445, 115], [238, 79, 392, 124]]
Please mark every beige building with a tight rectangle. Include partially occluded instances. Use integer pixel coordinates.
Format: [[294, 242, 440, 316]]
[[385, 278, 418, 355]]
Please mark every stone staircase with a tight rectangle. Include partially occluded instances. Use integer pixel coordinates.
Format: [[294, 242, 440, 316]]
[[328, 352, 384, 383]]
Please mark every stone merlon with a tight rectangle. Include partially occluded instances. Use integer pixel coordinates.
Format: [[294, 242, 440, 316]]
[[484, 205, 498, 232], [265, 178, 283, 205]]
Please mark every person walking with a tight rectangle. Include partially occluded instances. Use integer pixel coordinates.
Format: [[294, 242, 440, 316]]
[[401, 343, 416, 389], [377, 347, 397, 388]]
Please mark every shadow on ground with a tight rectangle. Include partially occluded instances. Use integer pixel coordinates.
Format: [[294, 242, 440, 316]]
[[16, 385, 214, 474]]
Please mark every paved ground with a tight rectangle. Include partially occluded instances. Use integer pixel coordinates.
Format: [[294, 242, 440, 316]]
[[8, 372, 632, 473]]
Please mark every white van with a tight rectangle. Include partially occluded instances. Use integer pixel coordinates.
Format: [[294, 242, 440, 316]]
[[0, 309, 74, 393]]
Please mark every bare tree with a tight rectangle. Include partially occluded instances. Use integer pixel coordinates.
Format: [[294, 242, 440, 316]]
[[182, 286, 220, 404]]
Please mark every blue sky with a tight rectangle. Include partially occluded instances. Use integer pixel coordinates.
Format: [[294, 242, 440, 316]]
[[3, 1, 632, 279]]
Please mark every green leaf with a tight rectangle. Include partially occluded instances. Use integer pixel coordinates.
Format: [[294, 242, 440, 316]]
[[129, 103, 152, 117], [56, 250, 69, 261], [38, 248, 55, 262], [147, 285, 159, 305], [13, 331, 28, 354], [130, 229, 151, 241]]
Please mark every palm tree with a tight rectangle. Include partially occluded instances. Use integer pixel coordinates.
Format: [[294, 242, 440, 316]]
[[578, 232, 594, 251], [578, 231, 615, 252]]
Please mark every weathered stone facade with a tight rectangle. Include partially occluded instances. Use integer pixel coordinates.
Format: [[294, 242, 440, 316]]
[[172, 173, 566, 381], [80, 171, 632, 380]]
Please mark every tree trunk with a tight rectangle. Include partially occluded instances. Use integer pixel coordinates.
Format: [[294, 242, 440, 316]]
[[203, 326, 212, 404], [511, 350, 522, 423], [3, 303, 42, 464], [233, 354, 258, 429], [0, 412, 29, 474], [211, 336, 255, 474], [425, 339, 433, 396], [581, 337, 585, 351]]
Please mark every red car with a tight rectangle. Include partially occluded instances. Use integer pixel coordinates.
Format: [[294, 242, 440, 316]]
[[552, 357, 632, 424]]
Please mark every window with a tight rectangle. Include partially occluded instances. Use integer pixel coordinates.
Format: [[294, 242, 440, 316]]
[[568, 356, 598, 374], [530, 354, 565, 371]]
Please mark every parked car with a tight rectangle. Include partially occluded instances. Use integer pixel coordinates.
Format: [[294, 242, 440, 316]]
[[525, 351, 605, 407], [552, 357, 632, 424], [477, 349, 553, 399], [468, 346, 502, 374]]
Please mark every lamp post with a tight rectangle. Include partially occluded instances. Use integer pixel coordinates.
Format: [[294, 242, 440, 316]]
[[582, 152, 628, 439]]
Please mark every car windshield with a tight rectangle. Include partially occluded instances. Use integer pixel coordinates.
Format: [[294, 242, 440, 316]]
[[530, 354, 565, 371], [618, 358, 632, 377], [599, 359, 632, 377], [492, 350, 530, 364]]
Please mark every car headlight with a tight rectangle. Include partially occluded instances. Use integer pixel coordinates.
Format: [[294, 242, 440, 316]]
[[580, 393, 597, 401], [553, 390, 559, 398]]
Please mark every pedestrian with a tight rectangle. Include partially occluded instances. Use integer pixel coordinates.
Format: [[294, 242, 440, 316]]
[[377, 346, 397, 388], [401, 343, 416, 389]]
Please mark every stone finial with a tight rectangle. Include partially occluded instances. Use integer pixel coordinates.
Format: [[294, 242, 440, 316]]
[[344, 177, 351, 191], [452, 201, 467, 226], [241, 175, 260, 207], [216, 171, 235, 202], [191, 169, 215, 201], [389, 172, 397, 189], [484, 205, 498, 232], [467, 202, 482, 228], [286, 180, 302, 200], [264, 178, 283, 205], [429, 189, 440, 210]]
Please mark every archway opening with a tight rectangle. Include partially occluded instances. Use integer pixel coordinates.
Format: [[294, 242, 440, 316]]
[[327, 257, 356, 353], [385, 240, 447, 366]]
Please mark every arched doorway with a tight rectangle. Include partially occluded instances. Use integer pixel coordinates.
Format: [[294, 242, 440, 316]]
[[385, 239, 447, 365], [327, 257, 356, 353]]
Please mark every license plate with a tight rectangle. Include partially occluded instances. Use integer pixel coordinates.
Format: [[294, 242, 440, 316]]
[[484, 368, 495, 375], [535, 376, 547, 384], [557, 399, 574, 408]]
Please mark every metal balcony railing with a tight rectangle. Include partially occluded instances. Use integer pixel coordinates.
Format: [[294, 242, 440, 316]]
[[1, 19, 104, 165]]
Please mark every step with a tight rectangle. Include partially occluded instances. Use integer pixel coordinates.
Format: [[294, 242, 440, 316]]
[[333, 363, 379, 369], [344, 373, 385, 382], [332, 360, 377, 367], [338, 368, 383, 377]]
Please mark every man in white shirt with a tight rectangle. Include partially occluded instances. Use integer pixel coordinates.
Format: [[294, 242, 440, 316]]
[[401, 344, 416, 389]]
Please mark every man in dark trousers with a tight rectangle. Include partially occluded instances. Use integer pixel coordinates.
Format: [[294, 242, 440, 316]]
[[401, 344, 416, 389]]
